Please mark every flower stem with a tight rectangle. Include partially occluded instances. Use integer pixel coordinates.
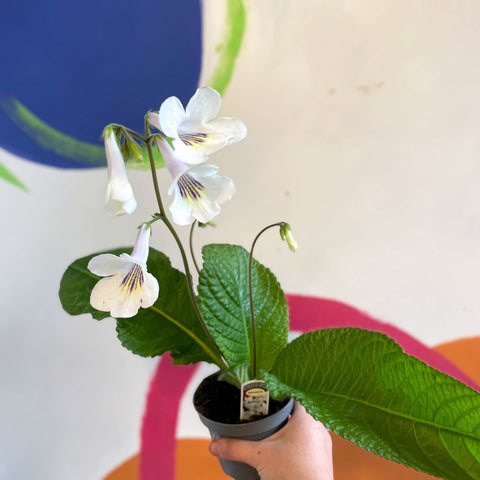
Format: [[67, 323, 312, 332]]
[[145, 140, 166, 218], [248, 222, 284, 378], [144, 135, 227, 370], [108, 123, 147, 143], [189, 221, 201, 275]]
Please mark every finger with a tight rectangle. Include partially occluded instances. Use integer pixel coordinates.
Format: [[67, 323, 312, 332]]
[[284, 401, 310, 428], [209, 438, 262, 468], [286, 402, 330, 436]]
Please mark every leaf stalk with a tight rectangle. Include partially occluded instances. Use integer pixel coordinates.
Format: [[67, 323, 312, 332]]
[[248, 222, 284, 378]]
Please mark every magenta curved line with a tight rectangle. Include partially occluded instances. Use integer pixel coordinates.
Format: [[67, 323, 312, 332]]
[[140, 294, 478, 480]]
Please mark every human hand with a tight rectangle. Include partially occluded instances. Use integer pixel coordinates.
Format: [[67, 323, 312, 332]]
[[209, 402, 334, 480]]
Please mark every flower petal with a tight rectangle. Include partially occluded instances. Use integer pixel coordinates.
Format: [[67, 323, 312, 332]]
[[105, 130, 128, 181], [190, 195, 221, 224], [191, 165, 236, 207], [169, 190, 197, 225], [168, 164, 235, 225], [147, 111, 161, 131], [204, 116, 248, 146], [158, 96, 186, 138], [184, 87, 221, 124], [88, 253, 129, 276], [179, 116, 247, 157], [156, 138, 190, 177], [130, 224, 151, 264], [105, 179, 137, 216], [104, 129, 137, 216], [171, 138, 206, 165], [89, 268, 159, 318], [138, 271, 160, 307]]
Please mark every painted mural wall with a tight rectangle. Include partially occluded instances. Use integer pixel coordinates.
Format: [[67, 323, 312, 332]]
[[1, 1, 479, 479]]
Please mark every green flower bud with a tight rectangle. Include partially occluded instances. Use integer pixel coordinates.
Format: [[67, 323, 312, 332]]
[[126, 137, 144, 163], [280, 223, 297, 252]]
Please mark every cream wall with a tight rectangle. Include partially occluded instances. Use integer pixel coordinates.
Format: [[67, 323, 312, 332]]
[[200, 0, 480, 345], [1, 1, 479, 479]]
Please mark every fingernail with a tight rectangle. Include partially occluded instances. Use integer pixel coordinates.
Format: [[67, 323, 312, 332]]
[[209, 441, 219, 456]]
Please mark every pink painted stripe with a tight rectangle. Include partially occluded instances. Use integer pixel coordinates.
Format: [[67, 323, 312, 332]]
[[140, 355, 198, 480], [286, 294, 479, 391]]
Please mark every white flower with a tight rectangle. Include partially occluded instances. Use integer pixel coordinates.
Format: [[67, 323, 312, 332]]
[[88, 225, 159, 318], [156, 138, 235, 226], [148, 87, 247, 164], [104, 128, 137, 216]]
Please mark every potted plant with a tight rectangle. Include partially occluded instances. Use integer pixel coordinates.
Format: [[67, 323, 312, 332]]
[[59, 87, 480, 480]]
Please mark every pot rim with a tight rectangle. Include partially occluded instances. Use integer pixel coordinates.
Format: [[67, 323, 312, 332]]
[[195, 396, 294, 431]]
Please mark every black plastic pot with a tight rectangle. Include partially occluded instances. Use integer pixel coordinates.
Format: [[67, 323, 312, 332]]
[[194, 377, 294, 480]]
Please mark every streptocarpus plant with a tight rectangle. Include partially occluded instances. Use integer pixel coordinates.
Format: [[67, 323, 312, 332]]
[[59, 87, 480, 480]]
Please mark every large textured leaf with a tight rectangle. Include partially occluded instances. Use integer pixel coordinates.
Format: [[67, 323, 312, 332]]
[[265, 328, 480, 480], [198, 244, 288, 375], [59, 247, 221, 365]]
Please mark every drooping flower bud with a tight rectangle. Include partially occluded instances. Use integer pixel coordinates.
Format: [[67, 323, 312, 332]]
[[280, 223, 298, 252], [125, 135, 144, 164], [103, 126, 137, 216]]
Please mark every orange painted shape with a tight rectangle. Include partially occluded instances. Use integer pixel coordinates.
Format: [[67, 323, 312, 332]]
[[435, 336, 480, 385], [331, 434, 436, 479], [175, 439, 226, 480], [102, 454, 140, 480]]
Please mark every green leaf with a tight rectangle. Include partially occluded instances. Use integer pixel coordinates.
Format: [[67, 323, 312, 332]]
[[59, 247, 221, 365], [59, 251, 111, 321], [198, 244, 288, 376], [219, 363, 251, 388], [265, 328, 480, 480]]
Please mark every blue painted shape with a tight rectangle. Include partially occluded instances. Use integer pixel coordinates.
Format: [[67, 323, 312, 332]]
[[0, 0, 202, 168]]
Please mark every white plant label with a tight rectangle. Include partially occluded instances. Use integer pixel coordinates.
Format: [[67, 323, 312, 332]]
[[240, 380, 269, 420]]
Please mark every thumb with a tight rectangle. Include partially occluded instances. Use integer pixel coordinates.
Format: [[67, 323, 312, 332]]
[[209, 438, 261, 467]]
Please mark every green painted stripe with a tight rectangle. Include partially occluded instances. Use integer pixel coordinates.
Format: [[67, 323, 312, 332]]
[[0, 96, 105, 166], [208, 0, 247, 95], [0, 96, 165, 170], [0, 161, 28, 192]]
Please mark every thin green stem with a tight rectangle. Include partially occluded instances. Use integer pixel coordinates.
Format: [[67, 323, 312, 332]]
[[108, 123, 147, 143], [145, 140, 166, 217], [189, 221, 201, 275], [249, 222, 284, 378], [149, 304, 224, 367]]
